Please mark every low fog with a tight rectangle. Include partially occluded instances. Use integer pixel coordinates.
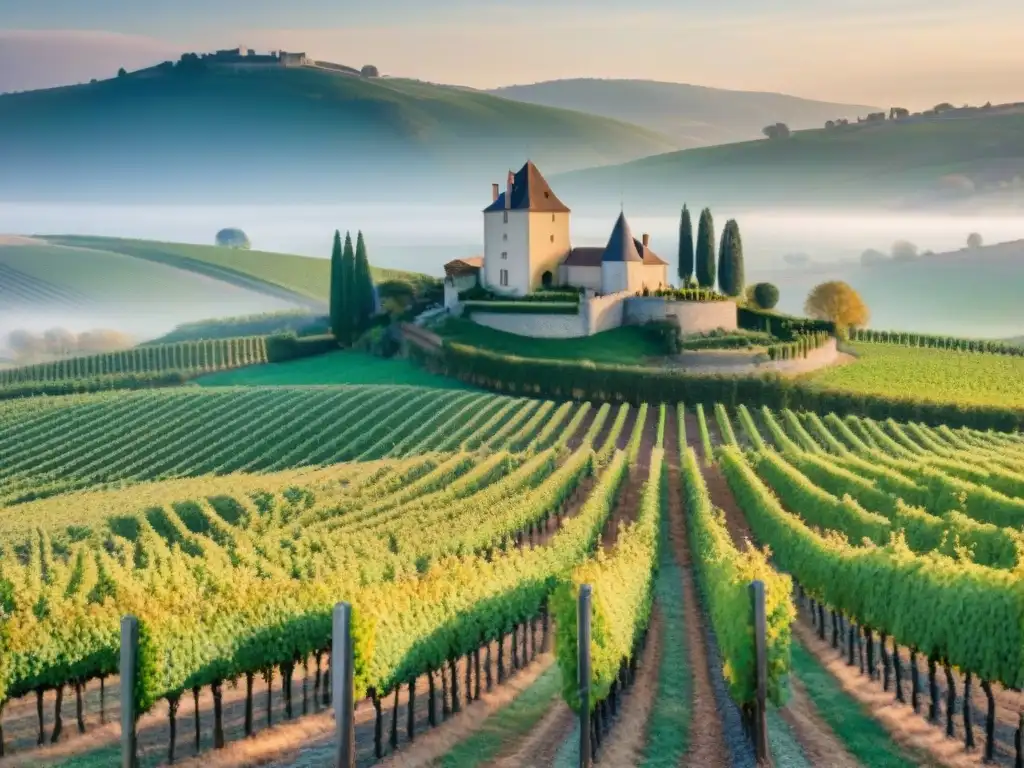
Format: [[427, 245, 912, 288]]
[[2, 203, 1022, 342]]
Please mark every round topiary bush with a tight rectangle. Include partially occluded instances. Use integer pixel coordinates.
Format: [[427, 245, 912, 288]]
[[215, 228, 251, 249], [753, 282, 780, 310]]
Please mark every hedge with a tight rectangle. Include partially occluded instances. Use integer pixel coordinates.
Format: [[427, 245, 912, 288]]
[[265, 333, 339, 362], [0, 372, 189, 402], [407, 341, 1024, 433], [850, 328, 1024, 356], [462, 301, 580, 316], [739, 307, 833, 341]]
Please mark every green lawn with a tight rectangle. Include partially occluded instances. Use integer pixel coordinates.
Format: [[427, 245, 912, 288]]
[[196, 350, 470, 389], [437, 318, 665, 365], [807, 342, 1024, 409]]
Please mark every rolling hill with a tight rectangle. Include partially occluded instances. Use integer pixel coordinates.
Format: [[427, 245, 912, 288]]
[[487, 79, 876, 148], [0, 63, 678, 204], [751, 239, 1024, 339], [0, 235, 437, 349], [553, 106, 1024, 211]]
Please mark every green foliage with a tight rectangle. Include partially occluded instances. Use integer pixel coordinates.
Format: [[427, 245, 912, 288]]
[[695, 208, 716, 288], [647, 287, 730, 302], [678, 204, 694, 284], [329, 230, 345, 339], [0, 337, 268, 388], [738, 307, 833, 340], [265, 332, 337, 363], [681, 446, 793, 706], [694, 404, 714, 466], [720, 445, 1024, 689], [149, 311, 325, 344], [553, 450, 661, 711], [850, 329, 1024, 357], [462, 301, 579, 316], [752, 283, 780, 310], [354, 231, 376, 329], [411, 341, 1024, 432], [716, 219, 745, 297]]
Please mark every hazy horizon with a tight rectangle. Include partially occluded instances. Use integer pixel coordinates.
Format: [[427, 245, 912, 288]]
[[3, 0, 1023, 108], [3, 202, 1023, 342]]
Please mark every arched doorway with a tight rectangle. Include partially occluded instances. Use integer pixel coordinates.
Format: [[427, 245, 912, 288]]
[[541, 270, 553, 288]]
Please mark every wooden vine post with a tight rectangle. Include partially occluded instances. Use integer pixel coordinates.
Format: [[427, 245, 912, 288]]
[[333, 602, 355, 768], [120, 615, 139, 768], [578, 584, 593, 768], [750, 580, 772, 766]]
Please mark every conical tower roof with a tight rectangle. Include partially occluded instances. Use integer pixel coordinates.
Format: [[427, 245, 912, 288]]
[[601, 212, 642, 263]]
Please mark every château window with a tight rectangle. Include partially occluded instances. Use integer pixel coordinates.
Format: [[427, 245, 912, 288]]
[[500, 269, 509, 287], [503, 211, 508, 223], [550, 235, 555, 243], [503, 233, 508, 241], [551, 214, 555, 222], [501, 251, 507, 260]]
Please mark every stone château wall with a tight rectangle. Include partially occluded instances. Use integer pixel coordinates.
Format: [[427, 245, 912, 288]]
[[624, 298, 738, 333]]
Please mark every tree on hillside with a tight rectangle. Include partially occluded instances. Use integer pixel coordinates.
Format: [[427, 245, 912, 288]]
[[117, 68, 127, 78], [340, 231, 357, 344], [891, 240, 919, 261], [889, 107, 910, 120], [752, 282, 780, 310], [762, 123, 791, 140], [717, 219, 745, 297], [215, 228, 251, 249], [354, 231, 376, 329], [860, 248, 887, 266], [361, 65, 380, 78], [695, 208, 716, 288], [678, 205, 694, 285], [967, 232, 984, 249], [329, 230, 346, 341], [805, 281, 869, 333]]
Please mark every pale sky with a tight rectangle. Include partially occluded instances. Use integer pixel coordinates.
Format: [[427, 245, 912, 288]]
[[3, 0, 1022, 108]]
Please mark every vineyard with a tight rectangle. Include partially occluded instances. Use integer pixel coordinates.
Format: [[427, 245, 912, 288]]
[[0, 384, 1022, 766], [0, 337, 268, 388]]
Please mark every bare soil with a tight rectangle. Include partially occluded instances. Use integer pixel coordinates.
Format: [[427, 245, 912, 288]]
[[487, 693, 572, 768], [566, 405, 598, 451], [595, 609, 664, 766]]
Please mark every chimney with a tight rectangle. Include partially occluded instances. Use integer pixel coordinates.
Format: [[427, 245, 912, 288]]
[[491, 183, 499, 202], [642, 233, 650, 248], [505, 171, 514, 210]]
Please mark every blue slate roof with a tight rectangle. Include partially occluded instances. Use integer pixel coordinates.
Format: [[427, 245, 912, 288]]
[[601, 212, 643, 263]]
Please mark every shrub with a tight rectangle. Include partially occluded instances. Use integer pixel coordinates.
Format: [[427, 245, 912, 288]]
[[214, 228, 251, 249], [265, 332, 337, 363], [752, 283, 780, 310]]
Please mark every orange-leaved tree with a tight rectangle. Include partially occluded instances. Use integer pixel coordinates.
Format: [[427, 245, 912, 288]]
[[804, 281, 869, 335]]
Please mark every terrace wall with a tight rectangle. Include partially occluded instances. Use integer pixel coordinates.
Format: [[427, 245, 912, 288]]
[[624, 298, 738, 333]]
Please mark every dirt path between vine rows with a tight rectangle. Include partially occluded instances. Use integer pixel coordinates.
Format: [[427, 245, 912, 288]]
[[683, 407, 863, 768], [663, 410, 729, 768], [595, 609, 664, 766], [486, 695, 573, 767], [794, 620, 984, 768]]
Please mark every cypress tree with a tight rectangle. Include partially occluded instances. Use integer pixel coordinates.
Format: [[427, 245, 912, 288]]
[[678, 204, 694, 286], [695, 208, 716, 288], [717, 219, 745, 297], [339, 231, 356, 345], [354, 231, 376, 330], [329, 230, 344, 340]]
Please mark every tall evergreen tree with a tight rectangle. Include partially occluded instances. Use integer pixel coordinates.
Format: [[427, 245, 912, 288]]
[[329, 230, 344, 340], [717, 219, 746, 297], [339, 231, 357, 344], [353, 231, 376, 330], [695, 208, 716, 288], [678, 204, 694, 286]]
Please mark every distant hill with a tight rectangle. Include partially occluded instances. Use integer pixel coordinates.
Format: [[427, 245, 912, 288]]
[[487, 79, 876, 148], [0, 63, 677, 204], [554, 106, 1024, 211], [0, 235, 436, 344], [751, 239, 1024, 339]]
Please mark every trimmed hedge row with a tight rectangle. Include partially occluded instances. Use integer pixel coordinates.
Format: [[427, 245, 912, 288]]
[[265, 332, 338, 362], [462, 301, 579, 316], [0, 372, 189, 402], [407, 341, 1024, 432]]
